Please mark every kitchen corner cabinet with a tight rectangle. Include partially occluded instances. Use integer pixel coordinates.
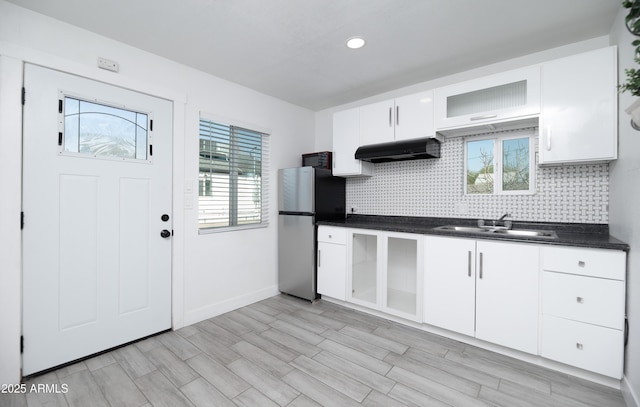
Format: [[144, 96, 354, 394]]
[[434, 65, 540, 130], [424, 236, 539, 355], [317, 226, 347, 301], [359, 90, 435, 146], [348, 229, 423, 321], [540, 246, 626, 378], [539, 46, 617, 165], [332, 108, 374, 177]]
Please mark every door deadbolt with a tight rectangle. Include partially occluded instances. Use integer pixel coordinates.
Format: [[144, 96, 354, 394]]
[[161, 214, 170, 222]]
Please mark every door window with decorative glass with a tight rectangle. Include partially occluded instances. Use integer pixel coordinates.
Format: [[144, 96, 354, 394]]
[[61, 94, 150, 161]]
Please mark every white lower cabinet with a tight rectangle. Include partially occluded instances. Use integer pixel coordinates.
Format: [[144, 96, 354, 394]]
[[317, 226, 347, 301], [423, 236, 476, 337], [542, 316, 623, 379], [475, 240, 540, 354], [540, 246, 626, 379], [318, 227, 627, 379], [424, 236, 539, 355], [385, 233, 423, 319], [350, 231, 379, 306], [347, 229, 423, 322]]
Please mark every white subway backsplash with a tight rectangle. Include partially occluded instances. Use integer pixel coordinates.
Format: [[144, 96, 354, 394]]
[[346, 136, 608, 223]]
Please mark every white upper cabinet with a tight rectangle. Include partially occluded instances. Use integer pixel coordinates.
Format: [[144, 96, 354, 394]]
[[434, 66, 541, 130], [395, 91, 436, 141], [359, 99, 395, 146], [332, 107, 373, 177], [360, 90, 435, 146], [539, 46, 617, 165]]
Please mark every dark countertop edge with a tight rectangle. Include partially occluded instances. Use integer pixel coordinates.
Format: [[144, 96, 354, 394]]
[[316, 215, 630, 252]]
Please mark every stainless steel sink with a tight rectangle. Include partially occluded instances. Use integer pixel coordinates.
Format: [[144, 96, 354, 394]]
[[492, 229, 558, 239], [433, 225, 558, 239], [433, 226, 491, 233]]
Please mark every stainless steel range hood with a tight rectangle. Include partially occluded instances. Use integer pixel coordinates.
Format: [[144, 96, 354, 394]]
[[354, 135, 444, 163]]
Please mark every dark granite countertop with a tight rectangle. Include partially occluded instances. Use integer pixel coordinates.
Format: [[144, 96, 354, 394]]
[[317, 214, 629, 251]]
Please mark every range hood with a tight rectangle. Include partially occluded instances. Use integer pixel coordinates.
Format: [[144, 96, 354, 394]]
[[355, 135, 443, 163]]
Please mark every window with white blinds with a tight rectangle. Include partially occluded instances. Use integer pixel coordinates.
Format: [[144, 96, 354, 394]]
[[198, 117, 269, 232]]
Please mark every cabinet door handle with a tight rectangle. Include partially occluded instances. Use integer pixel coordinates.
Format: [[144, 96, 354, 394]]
[[396, 106, 399, 126], [576, 343, 584, 350], [576, 296, 584, 304], [546, 127, 552, 151], [468, 250, 472, 277], [578, 260, 585, 267], [389, 107, 392, 127], [479, 252, 483, 279], [470, 114, 497, 121], [318, 250, 321, 268]]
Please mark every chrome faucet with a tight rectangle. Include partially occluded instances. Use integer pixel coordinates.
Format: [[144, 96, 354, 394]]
[[492, 213, 511, 228]]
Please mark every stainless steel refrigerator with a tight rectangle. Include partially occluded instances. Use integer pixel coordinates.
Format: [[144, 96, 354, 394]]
[[278, 167, 345, 301]]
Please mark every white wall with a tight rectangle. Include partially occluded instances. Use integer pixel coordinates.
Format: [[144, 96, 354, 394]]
[[609, 6, 640, 407], [0, 0, 315, 384]]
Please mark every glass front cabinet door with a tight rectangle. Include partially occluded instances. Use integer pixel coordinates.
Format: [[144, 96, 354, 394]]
[[347, 230, 423, 322], [349, 232, 379, 307]]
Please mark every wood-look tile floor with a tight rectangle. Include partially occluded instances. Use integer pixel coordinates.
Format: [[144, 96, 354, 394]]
[[2, 294, 627, 407]]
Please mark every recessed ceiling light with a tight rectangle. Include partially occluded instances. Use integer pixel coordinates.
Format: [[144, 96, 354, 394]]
[[346, 37, 365, 49]]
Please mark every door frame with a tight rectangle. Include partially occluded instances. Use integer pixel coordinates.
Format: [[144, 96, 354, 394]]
[[22, 64, 175, 375], [0, 45, 188, 382]]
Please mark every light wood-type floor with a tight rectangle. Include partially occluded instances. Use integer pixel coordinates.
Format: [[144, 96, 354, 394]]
[[2, 294, 627, 407]]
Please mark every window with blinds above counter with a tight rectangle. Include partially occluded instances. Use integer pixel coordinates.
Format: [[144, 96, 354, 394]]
[[198, 116, 270, 232]]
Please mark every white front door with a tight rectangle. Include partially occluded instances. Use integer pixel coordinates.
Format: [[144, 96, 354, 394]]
[[22, 64, 173, 376]]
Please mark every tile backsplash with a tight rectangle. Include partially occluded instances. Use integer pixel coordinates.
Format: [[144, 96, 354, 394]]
[[346, 134, 609, 224]]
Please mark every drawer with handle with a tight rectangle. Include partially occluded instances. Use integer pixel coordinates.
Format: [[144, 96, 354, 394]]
[[542, 246, 625, 280], [317, 226, 347, 244], [541, 315, 623, 379], [542, 271, 625, 329]]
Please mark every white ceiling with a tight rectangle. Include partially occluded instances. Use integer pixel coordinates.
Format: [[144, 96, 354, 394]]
[[6, 0, 620, 111]]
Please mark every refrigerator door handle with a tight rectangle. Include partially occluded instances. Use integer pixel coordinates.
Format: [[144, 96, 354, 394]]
[[317, 249, 321, 268]]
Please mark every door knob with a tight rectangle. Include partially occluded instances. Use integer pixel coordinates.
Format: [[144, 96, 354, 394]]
[[160, 229, 171, 238]]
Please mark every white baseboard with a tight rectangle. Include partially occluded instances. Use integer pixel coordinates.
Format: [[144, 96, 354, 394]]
[[183, 285, 279, 326], [623, 375, 640, 407]]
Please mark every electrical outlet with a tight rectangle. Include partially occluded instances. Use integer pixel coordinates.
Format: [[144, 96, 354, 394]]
[[97, 57, 119, 73]]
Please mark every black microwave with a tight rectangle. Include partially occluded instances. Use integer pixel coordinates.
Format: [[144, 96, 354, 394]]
[[302, 151, 332, 169]]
